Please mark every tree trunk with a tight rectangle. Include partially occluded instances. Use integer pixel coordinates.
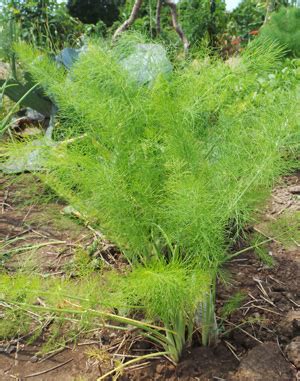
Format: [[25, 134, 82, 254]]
[[164, 0, 190, 52], [156, 0, 163, 35], [263, 0, 273, 25], [113, 0, 190, 53], [113, 0, 144, 41]]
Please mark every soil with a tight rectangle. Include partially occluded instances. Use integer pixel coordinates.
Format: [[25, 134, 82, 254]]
[[0, 172, 299, 381], [0, 174, 94, 273]]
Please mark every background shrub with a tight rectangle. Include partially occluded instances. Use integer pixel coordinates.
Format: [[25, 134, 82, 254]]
[[260, 7, 300, 57], [67, 0, 124, 26]]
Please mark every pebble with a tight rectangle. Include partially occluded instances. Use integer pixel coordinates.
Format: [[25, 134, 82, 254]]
[[30, 355, 38, 363], [288, 185, 300, 194], [285, 336, 300, 368]]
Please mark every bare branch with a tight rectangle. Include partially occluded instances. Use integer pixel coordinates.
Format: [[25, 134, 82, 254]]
[[164, 0, 190, 52], [156, 0, 163, 35], [112, 0, 189, 53], [263, 0, 273, 25], [113, 0, 144, 41]]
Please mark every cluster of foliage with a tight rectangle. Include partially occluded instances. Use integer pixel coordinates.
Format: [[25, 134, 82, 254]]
[[4, 36, 298, 362], [0, 0, 85, 53], [67, 0, 124, 26], [180, 0, 228, 47], [228, 0, 265, 36], [260, 7, 300, 57], [227, 0, 299, 39], [256, 57, 300, 91]]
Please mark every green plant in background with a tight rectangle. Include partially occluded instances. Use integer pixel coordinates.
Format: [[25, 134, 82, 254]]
[[179, 0, 228, 47], [0, 0, 86, 55], [3, 35, 299, 362], [67, 0, 124, 27], [228, 0, 265, 37], [114, 0, 228, 49], [263, 212, 300, 248], [114, 0, 158, 38], [0, 1, 19, 78], [227, 0, 296, 38], [260, 7, 300, 57]]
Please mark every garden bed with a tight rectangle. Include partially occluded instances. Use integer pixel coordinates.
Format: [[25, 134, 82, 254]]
[[0, 172, 299, 380]]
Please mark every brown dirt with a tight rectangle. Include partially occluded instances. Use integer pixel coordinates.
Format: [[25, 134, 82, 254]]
[[0, 172, 299, 380], [0, 174, 93, 273], [0, 174, 118, 273]]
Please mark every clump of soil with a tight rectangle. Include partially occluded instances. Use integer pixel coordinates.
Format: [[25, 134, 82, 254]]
[[228, 342, 294, 381], [0, 172, 299, 381]]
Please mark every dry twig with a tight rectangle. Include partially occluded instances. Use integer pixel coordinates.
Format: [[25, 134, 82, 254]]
[[21, 358, 73, 379]]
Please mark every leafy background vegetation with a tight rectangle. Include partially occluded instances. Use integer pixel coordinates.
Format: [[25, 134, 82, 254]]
[[260, 7, 300, 56]]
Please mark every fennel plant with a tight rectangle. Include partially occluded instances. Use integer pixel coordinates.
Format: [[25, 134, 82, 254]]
[[5, 36, 299, 362]]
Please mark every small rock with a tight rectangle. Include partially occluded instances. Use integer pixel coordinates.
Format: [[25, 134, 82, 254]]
[[0, 344, 16, 354], [288, 186, 300, 194], [228, 342, 295, 381], [30, 355, 38, 363], [278, 311, 300, 340], [286, 336, 300, 368]]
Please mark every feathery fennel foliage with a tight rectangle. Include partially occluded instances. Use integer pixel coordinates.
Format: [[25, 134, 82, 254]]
[[107, 258, 212, 361], [0, 272, 174, 352], [9, 36, 299, 361]]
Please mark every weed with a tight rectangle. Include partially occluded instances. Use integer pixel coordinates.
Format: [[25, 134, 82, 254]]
[[65, 248, 97, 277], [85, 347, 111, 363], [251, 233, 275, 267], [267, 211, 300, 248], [0, 308, 31, 340], [254, 244, 275, 267], [220, 292, 246, 320]]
